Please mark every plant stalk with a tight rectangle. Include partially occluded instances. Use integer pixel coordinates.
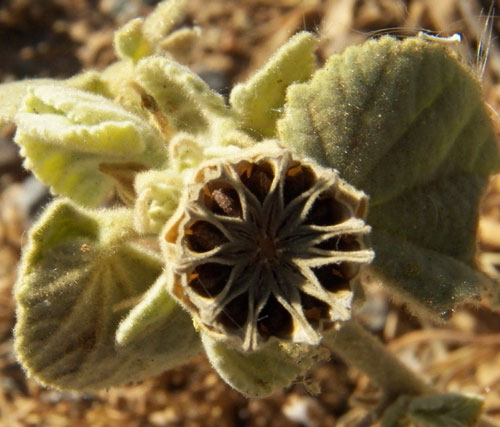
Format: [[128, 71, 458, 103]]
[[325, 318, 431, 398], [326, 319, 500, 426]]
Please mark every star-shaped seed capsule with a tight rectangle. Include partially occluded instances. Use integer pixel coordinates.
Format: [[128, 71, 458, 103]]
[[162, 142, 374, 351]]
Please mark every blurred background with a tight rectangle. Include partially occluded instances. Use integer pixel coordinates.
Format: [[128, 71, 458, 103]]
[[1, 0, 500, 425]]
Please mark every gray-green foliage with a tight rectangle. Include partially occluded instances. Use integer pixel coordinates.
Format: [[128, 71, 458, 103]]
[[278, 36, 499, 318], [15, 200, 200, 390], [201, 334, 324, 398], [15, 85, 168, 207], [230, 31, 318, 138], [381, 393, 484, 427]]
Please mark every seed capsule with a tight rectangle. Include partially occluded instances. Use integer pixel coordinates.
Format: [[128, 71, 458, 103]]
[[162, 142, 374, 351]]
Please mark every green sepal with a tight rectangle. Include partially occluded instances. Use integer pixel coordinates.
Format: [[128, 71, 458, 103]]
[[201, 334, 322, 398], [134, 56, 227, 134], [159, 27, 201, 61], [134, 168, 185, 234], [381, 393, 484, 427], [14, 200, 199, 391], [278, 36, 500, 318], [114, 18, 152, 63], [113, 0, 193, 63], [230, 31, 318, 138], [142, 0, 189, 46], [116, 272, 197, 346], [14, 85, 168, 207]]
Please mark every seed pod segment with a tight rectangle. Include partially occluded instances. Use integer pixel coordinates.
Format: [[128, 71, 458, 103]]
[[162, 142, 374, 351]]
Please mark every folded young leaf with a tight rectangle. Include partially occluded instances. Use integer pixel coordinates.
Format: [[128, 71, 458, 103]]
[[230, 31, 318, 138], [134, 56, 227, 134], [0, 79, 56, 125], [142, 0, 189, 46], [14, 85, 168, 207], [278, 36, 500, 318], [114, 18, 152, 63], [159, 27, 201, 62], [201, 334, 322, 398], [134, 168, 185, 234], [14, 200, 199, 391], [0, 73, 116, 127], [113, 0, 194, 63]]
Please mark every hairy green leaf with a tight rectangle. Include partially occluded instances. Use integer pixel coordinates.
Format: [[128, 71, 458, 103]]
[[0, 79, 56, 125], [278, 36, 500, 318], [159, 27, 201, 61], [407, 393, 483, 427], [230, 31, 318, 138], [14, 85, 167, 207], [114, 18, 152, 62], [116, 272, 182, 346], [202, 334, 322, 398], [142, 0, 189, 45], [15, 200, 199, 391], [65, 71, 113, 98], [113, 0, 193, 62], [134, 56, 227, 134], [0, 74, 114, 126]]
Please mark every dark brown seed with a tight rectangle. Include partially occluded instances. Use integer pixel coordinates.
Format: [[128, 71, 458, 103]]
[[305, 193, 348, 226], [239, 161, 274, 203], [217, 292, 249, 329], [185, 221, 228, 252], [283, 164, 315, 205], [189, 263, 232, 297], [300, 292, 330, 327], [316, 235, 361, 251], [337, 235, 361, 251], [312, 264, 351, 293], [257, 295, 293, 338], [211, 187, 242, 217]]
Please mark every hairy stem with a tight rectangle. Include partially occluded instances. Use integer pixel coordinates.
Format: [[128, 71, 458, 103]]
[[325, 318, 431, 397], [326, 319, 500, 426]]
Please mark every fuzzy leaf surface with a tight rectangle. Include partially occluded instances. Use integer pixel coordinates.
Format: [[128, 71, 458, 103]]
[[134, 56, 227, 134], [407, 393, 483, 427], [230, 31, 318, 138], [202, 334, 320, 398], [116, 272, 181, 346], [278, 36, 500, 317], [15, 200, 199, 391], [142, 0, 189, 45], [14, 85, 167, 207], [0, 79, 56, 125], [114, 18, 151, 62]]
